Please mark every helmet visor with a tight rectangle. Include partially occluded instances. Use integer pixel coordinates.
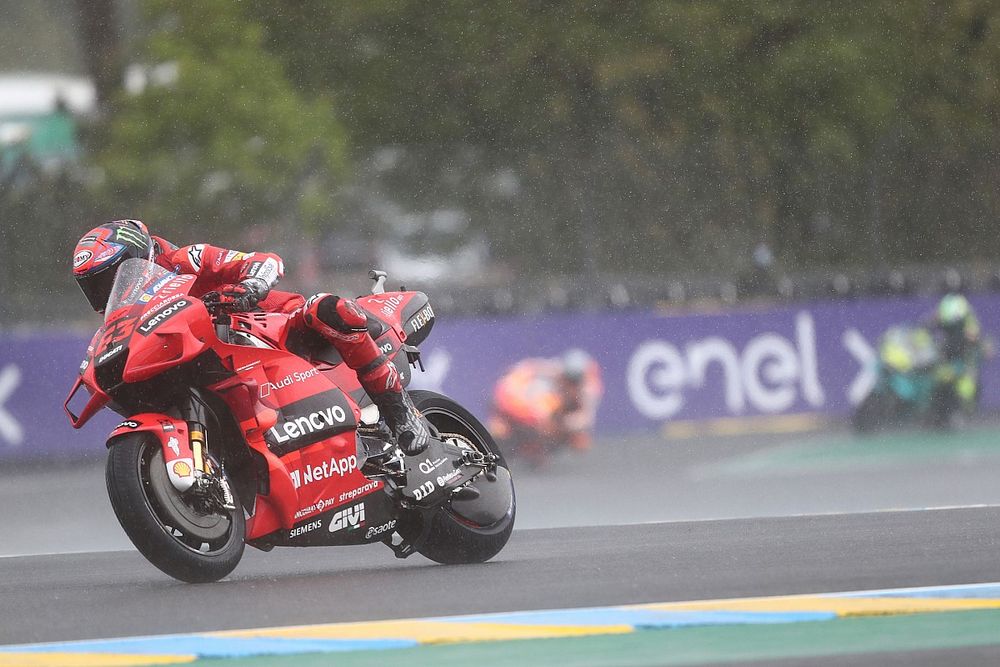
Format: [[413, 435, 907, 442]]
[[76, 264, 118, 313]]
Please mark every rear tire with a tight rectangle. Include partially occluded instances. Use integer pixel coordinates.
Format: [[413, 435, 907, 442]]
[[402, 390, 515, 564], [106, 433, 245, 583], [853, 390, 896, 434]]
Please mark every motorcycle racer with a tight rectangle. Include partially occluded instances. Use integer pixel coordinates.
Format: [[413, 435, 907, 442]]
[[489, 348, 603, 465], [71, 219, 429, 454], [927, 293, 986, 415]]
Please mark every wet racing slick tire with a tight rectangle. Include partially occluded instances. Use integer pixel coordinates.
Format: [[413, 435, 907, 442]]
[[402, 390, 515, 565], [106, 433, 245, 583]]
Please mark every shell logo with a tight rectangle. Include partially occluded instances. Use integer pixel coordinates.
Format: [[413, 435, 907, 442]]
[[172, 461, 192, 477]]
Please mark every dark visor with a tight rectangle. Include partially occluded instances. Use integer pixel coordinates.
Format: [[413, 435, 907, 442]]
[[76, 264, 118, 313]]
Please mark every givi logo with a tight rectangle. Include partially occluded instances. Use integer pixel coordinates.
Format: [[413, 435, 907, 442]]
[[329, 504, 365, 533]]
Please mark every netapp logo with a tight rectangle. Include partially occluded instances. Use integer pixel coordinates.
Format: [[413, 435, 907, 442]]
[[290, 455, 358, 489], [264, 391, 357, 455], [138, 299, 191, 336]]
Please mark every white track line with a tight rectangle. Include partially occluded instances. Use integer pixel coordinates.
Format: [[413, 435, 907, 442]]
[[4, 503, 1000, 559]]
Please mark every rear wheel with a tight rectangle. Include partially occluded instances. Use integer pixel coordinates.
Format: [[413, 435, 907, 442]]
[[106, 433, 245, 583], [401, 390, 515, 564], [853, 390, 898, 434]]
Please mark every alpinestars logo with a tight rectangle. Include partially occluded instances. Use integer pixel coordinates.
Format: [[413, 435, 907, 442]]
[[187, 244, 205, 271], [328, 504, 365, 533]]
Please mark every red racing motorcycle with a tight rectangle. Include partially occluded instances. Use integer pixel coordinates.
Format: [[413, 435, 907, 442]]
[[65, 258, 515, 583]]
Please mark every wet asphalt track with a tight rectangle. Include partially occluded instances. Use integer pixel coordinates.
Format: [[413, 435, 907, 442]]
[[2, 506, 1000, 647], [4, 427, 1000, 664]]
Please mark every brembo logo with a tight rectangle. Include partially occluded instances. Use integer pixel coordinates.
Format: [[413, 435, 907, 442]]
[[138, 299, 191, 336], [329, 504, 365, 533]]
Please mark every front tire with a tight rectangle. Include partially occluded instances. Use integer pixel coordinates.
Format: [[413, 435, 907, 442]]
[[106, 433, 245, 583], [402, 390, 515, 564]]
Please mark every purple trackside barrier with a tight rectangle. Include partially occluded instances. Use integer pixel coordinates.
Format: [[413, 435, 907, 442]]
[[1, 294, 997, 461], [407, 293, 1000, 431]]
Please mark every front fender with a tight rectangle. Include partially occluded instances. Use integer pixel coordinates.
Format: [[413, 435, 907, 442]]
[[108, 414, 196, 492]]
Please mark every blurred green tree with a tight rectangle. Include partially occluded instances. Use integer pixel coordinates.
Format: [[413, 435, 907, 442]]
[[250, 1, 1000, 274], [93, 0, 348, 245]]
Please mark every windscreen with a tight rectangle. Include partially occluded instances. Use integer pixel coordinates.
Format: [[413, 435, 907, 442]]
[[104, 258, 176, 323]]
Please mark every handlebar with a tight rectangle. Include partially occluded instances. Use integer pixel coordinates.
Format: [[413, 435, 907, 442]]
[[200, 293, 233, 342]]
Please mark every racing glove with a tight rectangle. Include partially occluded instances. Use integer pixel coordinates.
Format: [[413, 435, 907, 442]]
[[204, 278, 269, 312]]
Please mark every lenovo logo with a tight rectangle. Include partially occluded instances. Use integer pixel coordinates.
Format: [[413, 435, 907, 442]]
[[263, 390, 357, 455], [138, 299, 191, 336], [267, 405, 348, 445]]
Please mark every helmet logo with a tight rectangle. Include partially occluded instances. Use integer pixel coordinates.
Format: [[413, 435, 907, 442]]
[[95, 243, 125, 263], [115, 227, 148, 248], [73, 250, 93, 268]]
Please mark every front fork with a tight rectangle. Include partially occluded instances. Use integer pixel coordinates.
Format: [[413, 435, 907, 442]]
[[106, 413, 231, 507]]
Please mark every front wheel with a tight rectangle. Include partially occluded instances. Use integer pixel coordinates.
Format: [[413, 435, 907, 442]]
[[106, 433, 245, 583], [401, 390, 515, 564]]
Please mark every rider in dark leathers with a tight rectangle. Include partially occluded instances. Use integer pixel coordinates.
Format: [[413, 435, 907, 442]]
[[927, 293, 985, 415]]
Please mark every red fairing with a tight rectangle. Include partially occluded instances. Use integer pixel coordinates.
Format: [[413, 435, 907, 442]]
[[64, 259, 429, 544], [64, 330, 111, 428], [356, 292, 421, 333], [108, 415, 198, 491]]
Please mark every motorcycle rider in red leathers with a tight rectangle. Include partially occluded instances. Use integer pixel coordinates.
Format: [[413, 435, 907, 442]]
[[71, 219, 429, 454]]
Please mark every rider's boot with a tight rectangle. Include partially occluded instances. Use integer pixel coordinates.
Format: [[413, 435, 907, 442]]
[[366, 383, 430, 456]]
